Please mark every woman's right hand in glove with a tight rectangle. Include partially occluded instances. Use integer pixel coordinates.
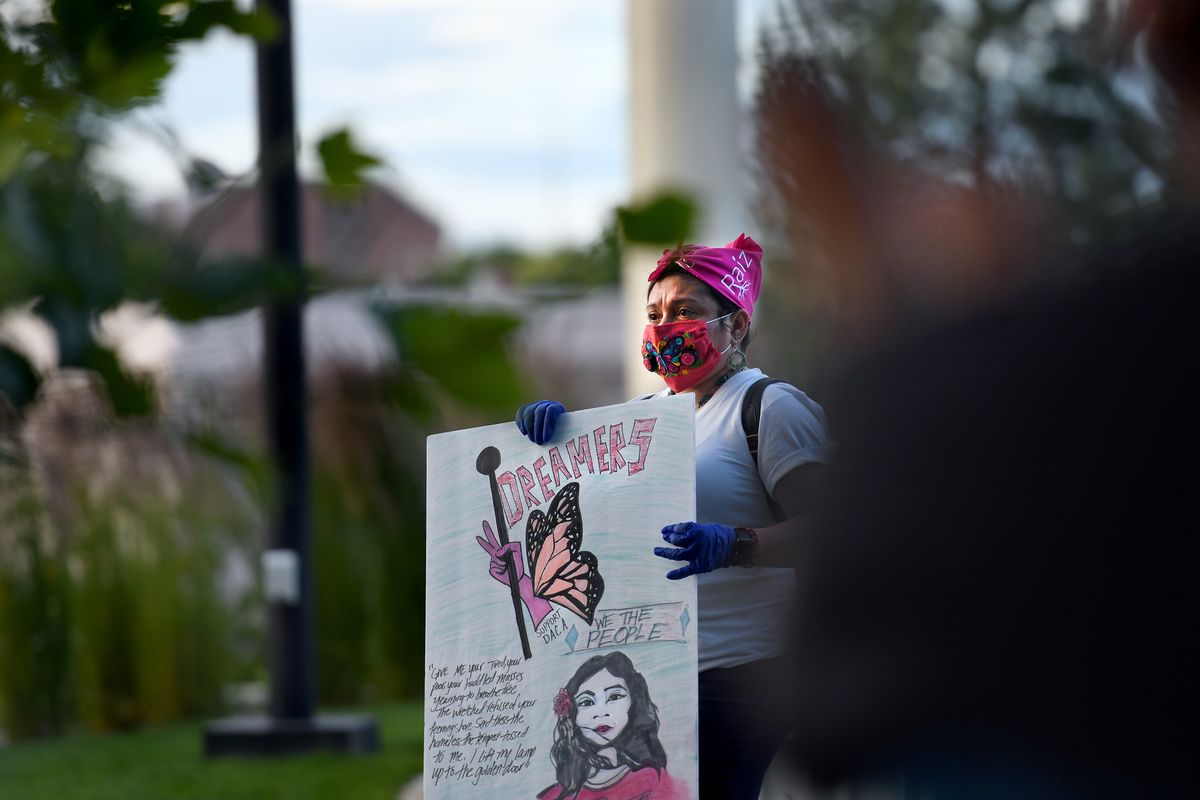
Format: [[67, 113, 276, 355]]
[[515, 400, 565, 445]]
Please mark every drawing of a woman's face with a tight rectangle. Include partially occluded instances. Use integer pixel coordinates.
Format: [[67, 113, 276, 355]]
[[573, 668, 631, 746]]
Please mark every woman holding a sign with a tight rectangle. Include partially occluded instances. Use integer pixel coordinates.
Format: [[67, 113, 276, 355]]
[[515, 234, 830, 800]]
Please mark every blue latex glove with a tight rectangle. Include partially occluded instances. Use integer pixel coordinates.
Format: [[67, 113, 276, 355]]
[[515, 400, 565, 445], [654, 521, 735, 580]]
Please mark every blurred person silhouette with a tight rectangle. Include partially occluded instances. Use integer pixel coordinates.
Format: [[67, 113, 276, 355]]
[[744, 1, 1200, 798]]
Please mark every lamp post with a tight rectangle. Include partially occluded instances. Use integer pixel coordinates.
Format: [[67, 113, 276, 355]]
[[256, 0, 313, 724], [204, 0, 378, 755]]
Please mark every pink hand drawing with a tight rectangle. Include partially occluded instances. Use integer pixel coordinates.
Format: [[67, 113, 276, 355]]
[[476, 520, 553, 629]]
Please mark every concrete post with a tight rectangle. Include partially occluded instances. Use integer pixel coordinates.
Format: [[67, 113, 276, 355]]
[[623, 0, 745, 397]]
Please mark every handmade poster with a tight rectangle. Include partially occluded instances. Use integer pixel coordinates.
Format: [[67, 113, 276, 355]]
[[424, 395, 698, 799]]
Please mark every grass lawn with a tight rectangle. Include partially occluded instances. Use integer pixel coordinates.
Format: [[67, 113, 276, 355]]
[[0, 703, 423, 799]]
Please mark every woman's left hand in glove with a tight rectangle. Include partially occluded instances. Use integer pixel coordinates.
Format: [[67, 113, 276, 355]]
[[654, 521, 734, 580]]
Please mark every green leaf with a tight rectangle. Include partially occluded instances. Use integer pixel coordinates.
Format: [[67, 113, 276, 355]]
[[381, 371, 437, 423], [317, 128, 382, 192], [617, 191, 698, 245], [155, 256, 306, 321], [83, 344, 155, 416], [88, 51, 175, 108], [225, 5, 279, 41], [0, 136, 24, 183], [0, 344, 40, 410], [34, 299, 95, 368], [186, 429, 270, 497], [374, 305, 524, 414], [178, 1, 279, 43]]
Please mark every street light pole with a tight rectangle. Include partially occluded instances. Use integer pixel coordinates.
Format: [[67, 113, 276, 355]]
[[204, 0, 378, 755], [256, 0, 315, 723]]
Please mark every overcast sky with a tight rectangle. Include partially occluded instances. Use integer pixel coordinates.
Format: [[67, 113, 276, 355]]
[[98, 0, 772, 252]]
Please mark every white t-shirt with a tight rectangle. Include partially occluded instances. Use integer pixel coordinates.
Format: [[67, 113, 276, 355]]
[[644, 367, 831, 671]]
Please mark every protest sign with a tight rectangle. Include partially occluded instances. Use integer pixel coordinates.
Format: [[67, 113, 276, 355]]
[[424, 396, 697, 798]]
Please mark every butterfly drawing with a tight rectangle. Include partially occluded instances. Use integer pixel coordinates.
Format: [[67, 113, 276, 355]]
[[525, 482, 604, 625]]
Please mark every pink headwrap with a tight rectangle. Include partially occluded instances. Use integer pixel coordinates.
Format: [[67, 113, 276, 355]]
[[646, 233, 763, 318]]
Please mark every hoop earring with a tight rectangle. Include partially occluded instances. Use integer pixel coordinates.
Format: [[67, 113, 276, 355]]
[[730, 347, 747, 370]]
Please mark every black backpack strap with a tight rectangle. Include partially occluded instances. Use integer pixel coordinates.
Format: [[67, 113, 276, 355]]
[[742, 377, 788, 523]]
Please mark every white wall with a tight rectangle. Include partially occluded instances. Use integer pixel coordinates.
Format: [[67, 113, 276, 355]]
[[623, 0, 746, 396]]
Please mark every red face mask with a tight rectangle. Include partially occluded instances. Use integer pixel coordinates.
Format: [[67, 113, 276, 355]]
[[641, 313, 734, 393]]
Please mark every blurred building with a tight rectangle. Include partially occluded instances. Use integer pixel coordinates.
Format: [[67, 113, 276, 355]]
[[186, 181, 441, 286], [127, 181, 441, 425], [151, 184, 628, 424]]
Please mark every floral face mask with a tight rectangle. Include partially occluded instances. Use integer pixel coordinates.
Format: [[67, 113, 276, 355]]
[[641, 312, 734, 393]]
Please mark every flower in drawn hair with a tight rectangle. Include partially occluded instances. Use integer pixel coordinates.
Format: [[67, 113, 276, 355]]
[[554, 688, 572, 719]]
